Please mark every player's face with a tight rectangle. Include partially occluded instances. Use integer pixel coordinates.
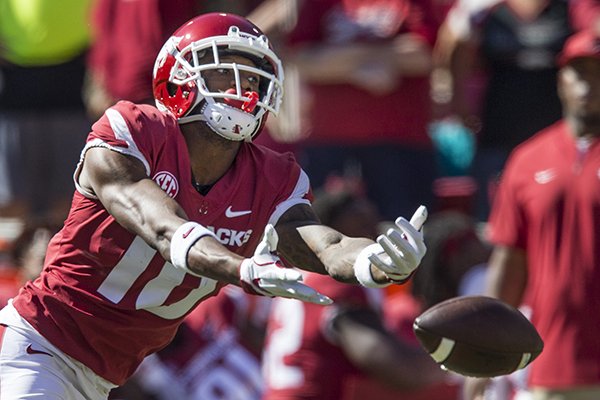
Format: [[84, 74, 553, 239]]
[[558, 57, 600, 132], [202, 54, 261, 95]]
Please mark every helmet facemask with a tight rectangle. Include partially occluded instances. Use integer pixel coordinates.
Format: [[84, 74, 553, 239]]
[[156, 26, 284, 142]]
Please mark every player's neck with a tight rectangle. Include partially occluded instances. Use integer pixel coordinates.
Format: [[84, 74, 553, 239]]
[[181, 123, 242, 186], [506, 0, 549, 20], [566, 116, 600, 140]]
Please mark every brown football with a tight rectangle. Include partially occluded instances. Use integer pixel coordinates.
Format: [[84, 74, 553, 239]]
[[413, 296, 543, 377]]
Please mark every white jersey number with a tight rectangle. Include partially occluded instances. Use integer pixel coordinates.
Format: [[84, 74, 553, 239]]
[[97, 236, 217, 319], [263, 298, 305, 389]]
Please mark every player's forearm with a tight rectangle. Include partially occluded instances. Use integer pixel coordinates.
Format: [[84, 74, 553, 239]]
[[185, 237, 245, 285], [96, 173, 245, 285], [291, 35, 431, 84], [275, 204, 423, 286], [354, 335, 445, 390], [277, 223, 382, 284], [485, 246, 528, 307], [317, 235, 380, 283], [291, 43, 384, 82], [338, 314, 445, 390]]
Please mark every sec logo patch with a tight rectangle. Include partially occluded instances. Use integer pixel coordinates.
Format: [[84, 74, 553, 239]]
[[153, 171, 179, 198]]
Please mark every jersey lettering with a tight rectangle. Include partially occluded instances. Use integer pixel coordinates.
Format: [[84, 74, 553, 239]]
[[208, 227, 253, 247]]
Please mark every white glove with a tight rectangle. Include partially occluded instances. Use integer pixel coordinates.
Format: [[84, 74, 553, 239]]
[[369, 205, 428, 282], [239, 225, 333, 305]]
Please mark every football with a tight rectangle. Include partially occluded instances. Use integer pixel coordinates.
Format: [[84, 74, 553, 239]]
[[413, 296, 543, 377]]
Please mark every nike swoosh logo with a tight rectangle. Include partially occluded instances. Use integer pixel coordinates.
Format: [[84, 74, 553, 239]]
[[225, 206, 252, 218], [534, 169, 556, 184], [26, 344, 53, 357], [182, 226, 195, 239]]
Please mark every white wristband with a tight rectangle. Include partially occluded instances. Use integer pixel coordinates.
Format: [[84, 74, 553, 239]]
[[354, 243, 392, 288], [170, 221, 217, 273]]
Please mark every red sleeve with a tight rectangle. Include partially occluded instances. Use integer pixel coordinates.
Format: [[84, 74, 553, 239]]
[[569, 0, 600, 31], [87, 101, 175, 174], [87, 0, 197, 102]]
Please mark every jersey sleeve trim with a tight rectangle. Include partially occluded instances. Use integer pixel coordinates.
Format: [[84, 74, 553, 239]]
[[267, 169, 311, 225], [72, 136, 152, 199], [104, 109, 152, 174], [72, 108, 152, 199]]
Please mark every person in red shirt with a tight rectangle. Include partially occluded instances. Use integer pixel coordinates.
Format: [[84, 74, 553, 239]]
[[464, 29, 600, 399], [84, 0, 265, 120], [282, 0, 442, 221], [84, 0, 202, 120], [0, 13, 428, 399]]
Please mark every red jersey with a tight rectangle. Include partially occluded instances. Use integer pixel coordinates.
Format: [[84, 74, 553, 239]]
[[10, 101, 311, 385], [488, 120, 600, 387], [262, 272, 380, 400]]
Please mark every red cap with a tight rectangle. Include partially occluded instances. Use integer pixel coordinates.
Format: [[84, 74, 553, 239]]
[[558, 30, 600, 67]]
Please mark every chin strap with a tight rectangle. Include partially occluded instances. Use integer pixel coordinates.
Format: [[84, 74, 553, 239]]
[[179, 101, 261, 141]]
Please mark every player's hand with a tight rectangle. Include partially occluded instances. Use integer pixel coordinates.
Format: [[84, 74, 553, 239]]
[[369, 205, 428, 282], [239, 225, 332, 305]]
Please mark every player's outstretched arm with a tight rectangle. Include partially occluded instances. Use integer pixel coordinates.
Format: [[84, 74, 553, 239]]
[[274, 203, 428, 286], [335, 307, 447, 390], [79, 147, 244, 283], [78, 147, 331, 303]]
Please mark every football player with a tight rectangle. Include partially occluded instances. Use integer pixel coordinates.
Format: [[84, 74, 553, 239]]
[[0, 13, 427, 399]]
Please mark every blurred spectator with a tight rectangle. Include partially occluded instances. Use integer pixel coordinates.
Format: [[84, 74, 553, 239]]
[[245, 0, 304, 154], [281, 0, 443, 221], [262, 180, 450, 400], [309, 174, 381, 239], [464, 30, 600, 400], [85, 0, 268, 121], [84, 0, 204, 120], [410, 210, 490, 310], [0, 239, 19, 309], [113, 286, 269, 400], [570, 0, 600, 33], [438, 0, 574, 221], [0, 0, 94, 220]]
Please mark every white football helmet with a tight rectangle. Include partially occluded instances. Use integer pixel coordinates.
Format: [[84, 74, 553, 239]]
[[153, 13, 284, 141]]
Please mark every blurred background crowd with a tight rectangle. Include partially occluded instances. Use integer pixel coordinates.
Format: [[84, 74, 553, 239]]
[[1, 0, 600, 399]]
